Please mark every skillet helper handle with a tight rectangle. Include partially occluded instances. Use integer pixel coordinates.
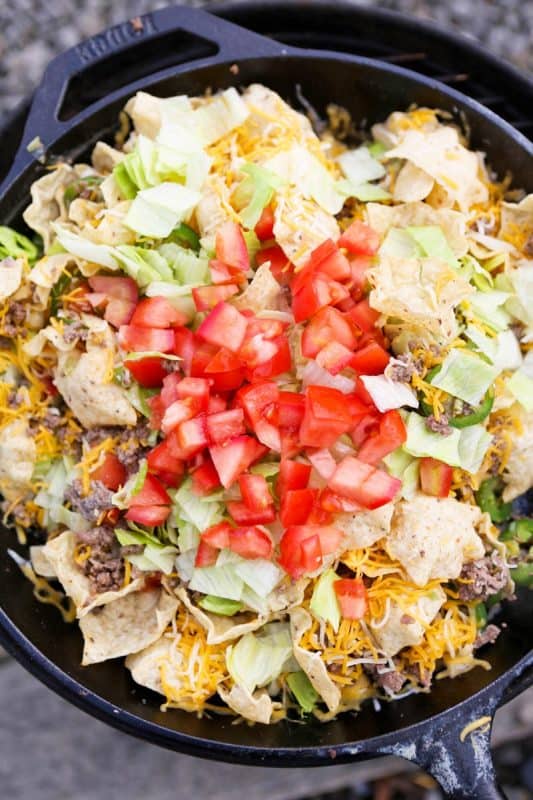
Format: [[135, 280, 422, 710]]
[[4, 6, 286, 188]]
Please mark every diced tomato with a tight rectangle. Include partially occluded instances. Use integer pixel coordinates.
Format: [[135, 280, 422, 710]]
[[329, 456, 401, 509], [228, 526, 273, 559], [299, 534, 322, 573], [215, 221, 249, 272], [319, 488, 363, 513], [254, 205, 275, 241], [130, 474, 171, 507], [147, 394, 165, 430], [306, 448, 337, 480], [209, 435, 266, 488], [236, 381, 278, 426], [89, 276, 138, 303], [125, 505, 170, 526], [276, 394, 304, 435], [192, 284, 239, 311], [90, 453, 126, 491], [209, 260, 234, 285], [293, 240, 351, 294], [206, 409, 245, 445], [177, 377, 211, 409], [191, 340, 219, 378], [350, 414, 380, 447], [130, 296, 186, 328], [345, 299, 380, 333], [105, 298, 137, 328], [301, 307, 358, 359], [160, 373, 182, 408], [195, 539, 219, 567], [299, 385, 353, 448], [246, 336, 291, 381], [347, 255, 372, 300], [316, 341, 355, 374], [357, 409, 407, 465], [292, 273, 350, 323], [207, 395, 227, 414], [197, 302, 248, 353], [334, 578, 368, 619], [420, 457, 453, 498], [124, 356, 168, 388], [173, 327, 195, 376], [351, 378, 376, 409], [204, 347, 243, 374], [280, 429, 301, 459], [278, 525, 343, 578], [200, 522, 232, 551], [280, 488, 318, 526], [177, 414, 208, 454], [209, 368, 246, 393], [161, 400, 194, 435], [350, 341, 390, 375], [147, 440, 184, 481], [239, 334, 279, 368], [256, 244, 293, 285], [338, 221, 380, 256], [191, 458, 221, 496], [277, 460, 311, 498], [238, 473, 272, 511], [227, 500, 276, 525], [118, 325, 175, 353]]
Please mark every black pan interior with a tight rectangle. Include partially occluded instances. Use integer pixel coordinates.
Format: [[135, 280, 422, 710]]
[[0, 53, 531, 759]]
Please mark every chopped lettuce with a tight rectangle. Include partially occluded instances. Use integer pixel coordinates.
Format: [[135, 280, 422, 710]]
[[177, 521, 200, 552], [309, 568, 341, 633], [379, 227, 422, 259], [124, 183, 201, 239], [457, 424, 493, 474], [53, 224, 118, 270], [404, 412, 461, 466], [114, 245, 173, 286], [361, 373, 418, 412], [171, 478, 223, 531], [265, 145, 344, 214], [226, 623, 293, 693], [459, 255, 494, 291], [127, 543, 178, 575], [250, 461, 281, 478], [336, 180, 391, 202], [286, 670, 319, 713], [198, 595, 243, 616], [384, 448, 420, 500], [234, 162, 284, 230], [405, 225, 458, 269], [337, 146, 386, 184], [233, 559, 283, 598], [175, 548, 196, 582], [467, 291, 512, 333], [506, 370, 533, 412], [464, 327, 522, 371], [158, 242, 209, 284], [189, 562, 244, 601], [505, 265, 533, 330], [430, 349, 499, 406]]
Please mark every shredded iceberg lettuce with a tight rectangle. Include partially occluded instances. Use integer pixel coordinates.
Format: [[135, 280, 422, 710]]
[[171, 478, 223, 531], [337, 146, 386, 184], [124, 183, 201, 239], [405, 225, 459, 269], [234, 162, 284, 230], [457, 424, 493, 474], [226, 623, 293, 693], [158, 242, 209, 285], [430, 349, 499, 406], [198, 595, 243, 616], [361, 373, 418, 412], [53, 225, 118, 270], [309, 568, 341, 633], [286, 670, 319, 713], [506, 370, 533, 412]]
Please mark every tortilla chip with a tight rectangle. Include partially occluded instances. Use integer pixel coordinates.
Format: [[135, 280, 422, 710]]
[[500, 194, 533, 253], [80, 587, 178, 665], [41, 531, 144, 617], [334, 503, 396, 551], [290, 607, 341, 713], [365, 201, 469, 256], [368, 254, 473, 344], [0, 419, 37, 502], [265, 577, 308, 613], [503, 409, 533, 501], [177, 588, 266, 645], [393, 162, 435, 203], [370, 588, 446, 657], [232, 264, 283, 314], [0, 257, 24, 302], [91, 141, 125, 173], [23, 164, 79, 249], [30, 545, 57, 578], [274, 187, 339, 268], [383, 126, 489, 212], [386, 494, 484, 586], [125, 634, 173, 695], [217, 683, 274, 724]]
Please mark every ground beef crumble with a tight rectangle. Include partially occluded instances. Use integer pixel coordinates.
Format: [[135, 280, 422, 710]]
[[64, 479, 114, 521], [458, 553, 509, 602], [425, 414, 453, 436], [76, 526, 124, 593], [474, 624, 501, 650], [364, 663, 406, 694]]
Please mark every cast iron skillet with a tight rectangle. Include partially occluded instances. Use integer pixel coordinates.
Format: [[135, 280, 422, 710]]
[[0, 6, 531, 798]]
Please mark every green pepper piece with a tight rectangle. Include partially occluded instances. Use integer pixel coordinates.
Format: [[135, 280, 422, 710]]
[[475, 603, 487, 629], [486, 590, 503, 609], [449, 391, 494, 429], [168, 223, 201, 252], [508, 519, 533, 544], [475, 477, 512, 524], [510, 563, 533, 587]]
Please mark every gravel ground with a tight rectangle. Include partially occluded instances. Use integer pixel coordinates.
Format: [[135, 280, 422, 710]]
[[0, 0, 531, 115]]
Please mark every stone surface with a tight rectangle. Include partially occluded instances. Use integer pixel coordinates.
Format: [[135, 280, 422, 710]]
[[0, 0, 531, 115]]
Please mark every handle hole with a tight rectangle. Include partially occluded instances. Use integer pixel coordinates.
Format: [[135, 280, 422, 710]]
[[58, 31, 218, 121]]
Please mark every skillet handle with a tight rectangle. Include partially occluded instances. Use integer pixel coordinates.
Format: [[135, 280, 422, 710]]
[[3, 6, 286, 190]]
